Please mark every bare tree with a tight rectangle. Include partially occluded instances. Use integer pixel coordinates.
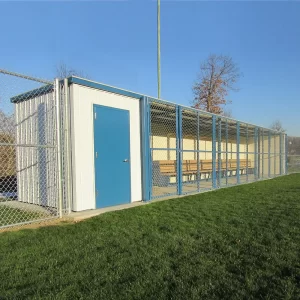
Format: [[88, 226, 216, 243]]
[[192, 54, 241, 114], [56, 62, 89, 79], [270, 120, 286, 133]]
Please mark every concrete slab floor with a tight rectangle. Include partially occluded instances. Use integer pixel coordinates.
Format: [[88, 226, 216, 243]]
[[68, 201, 148, 222]]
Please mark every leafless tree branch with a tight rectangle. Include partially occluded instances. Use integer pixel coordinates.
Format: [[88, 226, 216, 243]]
[[56, 62, 90, 80], [270, 120, 286, 133], [192, 54, 241, 114]]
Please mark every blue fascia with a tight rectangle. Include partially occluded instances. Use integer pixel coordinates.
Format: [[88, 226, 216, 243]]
[[68, 77, 143, 100], [140, 96, 152, 201]]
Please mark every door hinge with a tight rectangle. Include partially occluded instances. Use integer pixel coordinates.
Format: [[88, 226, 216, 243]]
[[94, 112, 97, 119], [95, 152, 98, 158], [96, 190, 99, 197]]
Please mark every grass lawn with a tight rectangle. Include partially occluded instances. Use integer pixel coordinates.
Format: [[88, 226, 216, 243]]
[[0, 174, 300, 299]]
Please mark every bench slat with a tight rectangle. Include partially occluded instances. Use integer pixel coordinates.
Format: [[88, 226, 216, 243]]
[[157, 159, 253, 176]]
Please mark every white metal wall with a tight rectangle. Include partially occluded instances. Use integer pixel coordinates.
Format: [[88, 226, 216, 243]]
[[70, 84, 142, 211], [15, 92, 57, 207]]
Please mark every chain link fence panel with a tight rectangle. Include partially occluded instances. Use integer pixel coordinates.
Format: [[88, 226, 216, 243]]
[[288, 155, 300, 174], [149, 98, 287, 200], [0, 70, 61, 229], [287, 136, 300, 174]]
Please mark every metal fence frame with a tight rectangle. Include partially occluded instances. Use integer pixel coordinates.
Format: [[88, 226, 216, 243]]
[[0, 69, 69, 229], [144, 97, 287, 200]]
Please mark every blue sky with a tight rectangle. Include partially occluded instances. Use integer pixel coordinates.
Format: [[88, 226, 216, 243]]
[[0, 1, 299, 135]]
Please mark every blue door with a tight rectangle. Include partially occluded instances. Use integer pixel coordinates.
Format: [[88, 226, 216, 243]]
[[93, 105, 131, 208]]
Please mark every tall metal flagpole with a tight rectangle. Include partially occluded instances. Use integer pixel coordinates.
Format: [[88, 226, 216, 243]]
[[157, 0, 161, 99]]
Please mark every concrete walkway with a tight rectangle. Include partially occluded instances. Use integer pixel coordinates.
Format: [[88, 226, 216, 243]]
[[68, 201, 147, 222]]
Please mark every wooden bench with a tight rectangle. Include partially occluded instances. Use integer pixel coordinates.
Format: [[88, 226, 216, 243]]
[[152, 160, 176, 186], [156, 160, 177, 176], [229, 159, 252, 175], [182, 160, 198, 175], [156, 159, 221, 181], [153, 159, 253, 186]]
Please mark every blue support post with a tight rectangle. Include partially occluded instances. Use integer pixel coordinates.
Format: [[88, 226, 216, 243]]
[[176, 106, 183, 195], [274, 134, 276, 176], [280, 133, 283, 175], [246, 125, 249, 182], [285, 134, 288, 174], [225, 120, 228, 185], [257, 128, 261, 179], [218, 118, 222, 187], [212, 115, 217, 189], [197, 112, 200, 192], [254, 127, 258, 179], [268, 131, 271, 178], [141, 97, 152, 201], [237, 122, 240, 184], [261, 129, 264, 178]]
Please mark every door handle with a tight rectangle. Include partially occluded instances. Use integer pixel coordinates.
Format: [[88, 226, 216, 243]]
[[123, 159, 129, 162]]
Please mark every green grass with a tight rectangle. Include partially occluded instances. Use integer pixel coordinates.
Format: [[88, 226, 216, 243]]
[[1, 175, 300, 299]]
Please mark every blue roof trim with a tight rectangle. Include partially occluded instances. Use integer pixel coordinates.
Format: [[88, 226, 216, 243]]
[[69, 77, 143, 99], [10, 84, 54, 103]]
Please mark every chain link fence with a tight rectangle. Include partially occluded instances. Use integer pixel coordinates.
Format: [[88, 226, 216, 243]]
[[149, 98, 287, 199], [0, 70, 64, 229], [287, 136, 300, 174]]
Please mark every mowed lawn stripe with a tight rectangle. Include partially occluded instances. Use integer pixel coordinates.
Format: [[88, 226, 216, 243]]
[[0, 174, 300, 299]]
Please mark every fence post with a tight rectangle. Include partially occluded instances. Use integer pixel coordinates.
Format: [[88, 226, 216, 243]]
[[246, 124, 249, 182], [285, 134, 288, 174], [55, 78, 64, 217], [176, 106, 183, 195], [254, 127, 258, 179], [64, 78, 72, 213], [236, 121, 240, 184], [197, 112, 200, 192], [257, 128, 261, 179], [212, 115, 217, 189], [217, 118, 222, 187], [280, 133, 283, 175], [268, 131, 271, 177], [261, 129, 264, 178], [274, 133, 276, 176], [225, 120, 228, 185], [141, 96, 151, 201]]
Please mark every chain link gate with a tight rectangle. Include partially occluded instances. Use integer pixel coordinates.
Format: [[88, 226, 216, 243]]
[[0, 69, 64, 229]]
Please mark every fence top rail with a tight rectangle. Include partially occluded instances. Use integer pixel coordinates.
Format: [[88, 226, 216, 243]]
[[0, 68, 52, 85]]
